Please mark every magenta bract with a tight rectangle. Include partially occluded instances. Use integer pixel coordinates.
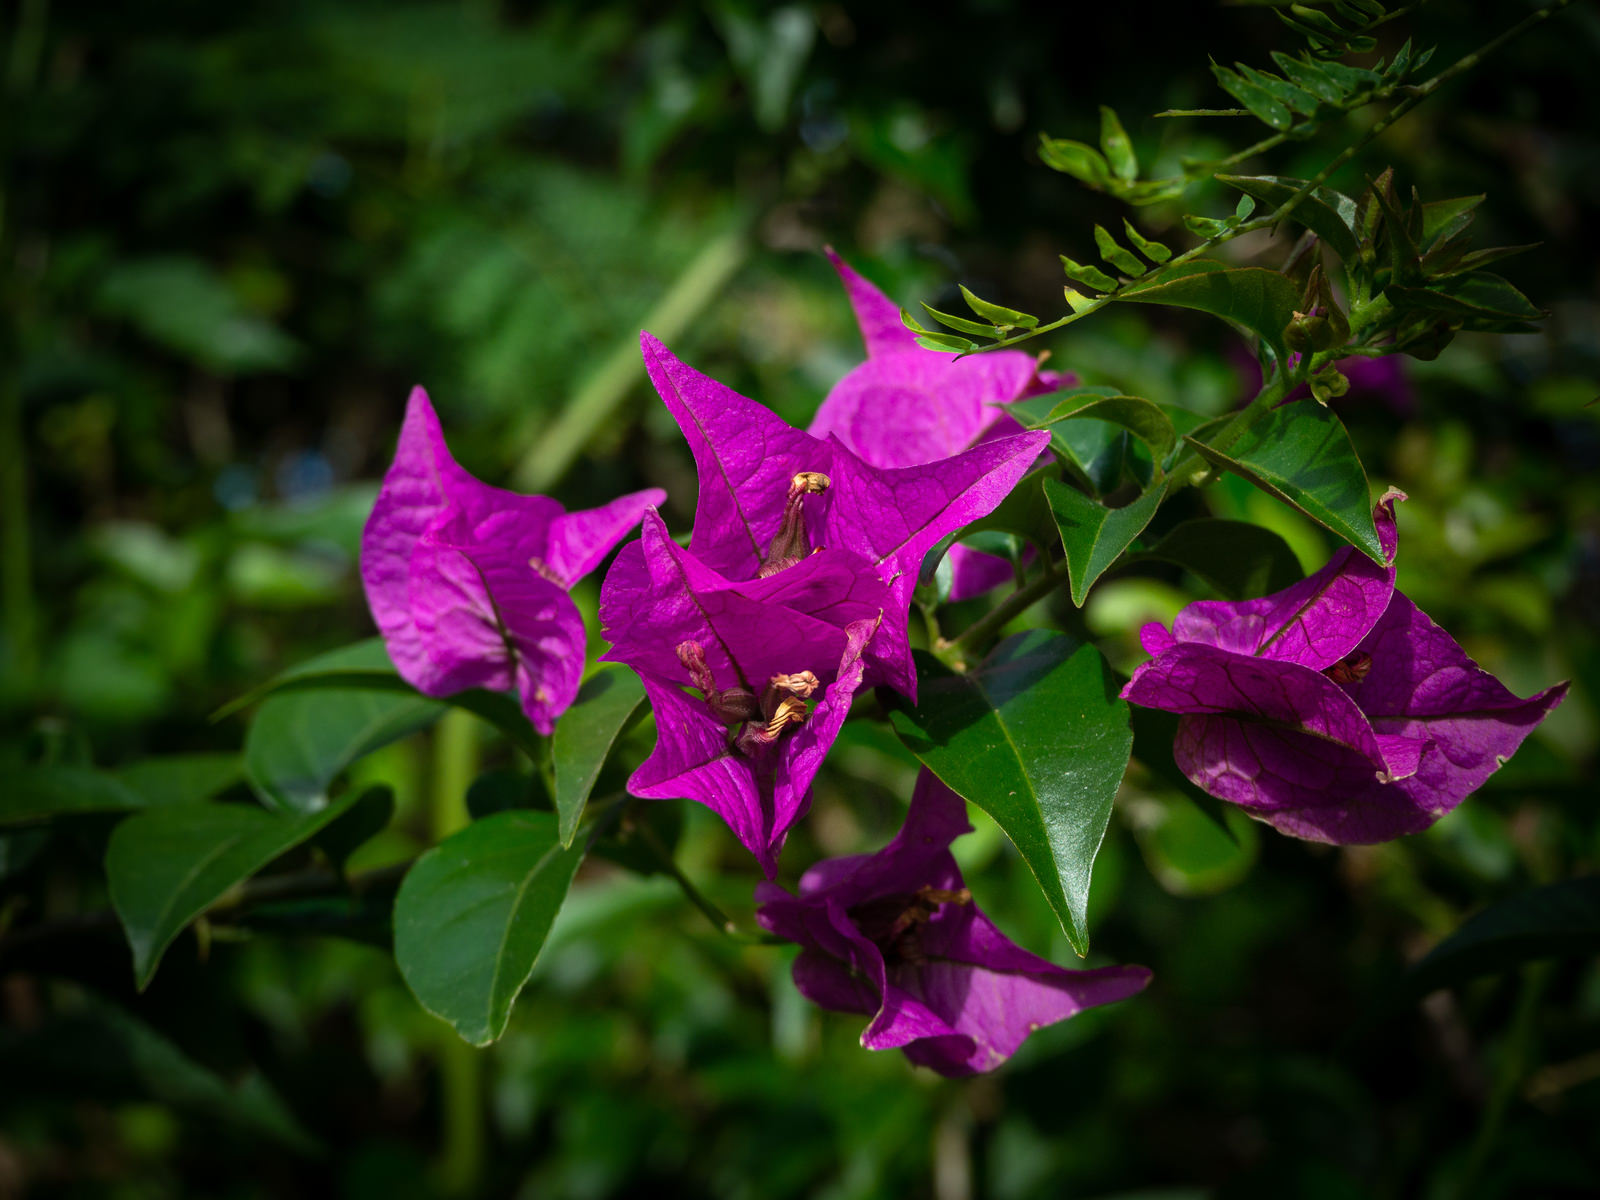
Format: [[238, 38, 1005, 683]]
[[756, 771, 1151, 1076], [1123, 491, 1567, 842], [810, 249, 1064, 599], [361, 387, 662, 735]]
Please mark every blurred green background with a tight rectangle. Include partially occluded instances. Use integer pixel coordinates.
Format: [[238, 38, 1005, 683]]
[[3, 1, 1599, 1196]]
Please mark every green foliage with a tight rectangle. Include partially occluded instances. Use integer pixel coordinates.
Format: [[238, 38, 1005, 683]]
[[1045, 479, 1168, 606], [886, 634, 1133, 955], [552, 667, 645, 847], [393, 810, 584, 1045]]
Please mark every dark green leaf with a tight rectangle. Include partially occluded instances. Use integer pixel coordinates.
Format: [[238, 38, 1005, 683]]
[[466, 768, 548, 820], [1135, 518, 1305, 598], [245, 685, 444, 815], [552, 667, 645, 846], [214, 639, 540, 760], [393, 810, 584, 1044], [1117, 261, 1301, 358], [1098, 105, 1138, 183], [1040, 392, 1176, 462], [1269, 51, 1345, 104], [1211, 61, 1292, 129], [1386, 273, 1542, 322], [114, 754, 243, 807], [885, 634, 1133, 954], [959, 285, 1039, 330], [107, 791, 363, 988], [3, 767, 146, 826], [1217, 174, 1360, 260], [1236, 63, 1321, 116], [1185, 400, 1383, 563], [1045, 479, 1166, 606], [1419, 194, 1483, 250], [1406, 877, 1600, 997]]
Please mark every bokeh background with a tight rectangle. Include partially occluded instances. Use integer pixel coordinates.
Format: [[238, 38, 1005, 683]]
[[3, 1, 1599, 1196]]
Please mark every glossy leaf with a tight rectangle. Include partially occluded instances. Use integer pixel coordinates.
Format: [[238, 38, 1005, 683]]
[[1117, 261, 1300, 358], [885, 633, 1133, 954], [107, 791, 363, 988], [245, 684, 445, 815], [1270, 52, 1345, 105], [1211, 61, 1291, 129], [393, 810, 584, 1045], [1406, 877, 1600, 997], [552, 667, 646, 847], [1135, 518, 1304, 599], [3, 767, 145, 826], [1045, 478, 1166, 606], [1037, 135, 1111, 187], [215, 639, 540, 759], [1386, 273, 1542, 322], [921, 303, 1000, 340], [1041, 391, 1176, 462], [1216, 175, 1360, 260], [1186, 401, 1382, 562]]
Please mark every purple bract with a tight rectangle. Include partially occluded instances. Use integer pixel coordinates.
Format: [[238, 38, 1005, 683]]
[[1123, 490, 1567, 842], [598, 332, 1046, 872], [361, 387, 662, 735], [757, 771, 1151, 1076], [810, 249, 1064, 599]]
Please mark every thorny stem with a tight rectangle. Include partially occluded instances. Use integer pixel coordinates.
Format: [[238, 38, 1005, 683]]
[[974, 0, 1576, 356]]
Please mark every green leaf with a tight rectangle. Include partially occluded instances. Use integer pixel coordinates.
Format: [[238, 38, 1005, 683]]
[[1236, 63, 1321, 116], [114, 754, 243, 807], [1038, 135, 1111, 187], [245, 685, 445, 814], [1216, 174, 1360, 260], [1117, 261, 1301, 358], [1386, 273, 1542, 322], [1098, 105, 1138, 183], [1040, 392, 1177, 462], [1135, 518, 1304, 599], [959, 285, 1038, 329], [921, 303, 1001, 339], [3, 767, 146, 826], [1184, 401, 1383, 563], [913, 329, 978, 354], [1130, 793, 1258, 897], [393, 810, 584, 1045], [552, 667, 645, 847], [886, 634, 1132, 954], [1405, 877, 1600, 997], [1418, 194, 1483, 250], [1094, 225, 1146, 278], [1269, 51, 1346, 104], [1060, 255, 1118, 293], [1121, 219, 1172, 264], [1045, 479, 1167, 606], [107, 792, 363, 988], [1211, 61, 1292, 130], [214, 639, 540, 760]]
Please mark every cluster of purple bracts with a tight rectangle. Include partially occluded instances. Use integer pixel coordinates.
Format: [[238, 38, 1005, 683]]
[[358, 252, 1561, 1074]]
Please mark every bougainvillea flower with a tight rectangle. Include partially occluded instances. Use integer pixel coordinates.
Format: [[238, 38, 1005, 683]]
[[809, 249, 1065, 599], [362, 387, 662, 734], [756, 771, 1151, 1075], [1123, 491, 1567, 843], [601, 507, 880, 875], [636, 330, 1047, 697]]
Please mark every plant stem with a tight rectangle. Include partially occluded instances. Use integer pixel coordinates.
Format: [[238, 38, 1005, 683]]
[[634, 816, 735, 936], [429, 709, 484, 1198], [976, 0, 1575, 355], [1460, 962, 1552, 1195], [941, 560, 1068, 657], [512, 225, 749, 491]]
